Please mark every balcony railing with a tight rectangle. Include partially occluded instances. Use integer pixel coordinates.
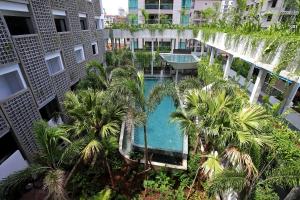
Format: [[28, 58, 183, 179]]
[[145, 3, 173, 10]]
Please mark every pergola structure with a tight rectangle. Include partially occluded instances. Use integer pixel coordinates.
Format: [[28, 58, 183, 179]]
[[159, 53, 199, 82]]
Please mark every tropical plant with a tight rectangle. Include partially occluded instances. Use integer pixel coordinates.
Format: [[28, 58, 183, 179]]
[[77, 61, 110, 91], [63, 89, 126, 188], [0, 121, 72, 200], [110, 67, 151, 169]]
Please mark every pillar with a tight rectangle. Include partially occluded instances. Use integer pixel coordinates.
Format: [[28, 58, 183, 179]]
[[193, 40, 197, 53], [131, 38, 135, 65], [209, 47, 215, 65], [247, 64, 255, 81], [171, 39, 174, 53], [151, 39, 154, 75], [175, 38, 179, 49], [201, 43, 205, 57], [249, 69, 268, 104], [175, 69, 179, 84], [278, 82, 300, 114], [224, 54, 234, 80]]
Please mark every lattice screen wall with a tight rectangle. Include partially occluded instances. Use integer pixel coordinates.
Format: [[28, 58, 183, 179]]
[[1, 90, 41, 157], [0, 0, 105, 160], [13, 35, 56, 107], [0, 109, 10, 137], [0, 16, 18, 65]]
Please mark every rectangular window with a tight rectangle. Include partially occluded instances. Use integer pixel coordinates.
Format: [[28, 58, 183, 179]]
[[45, 52, 64, 75], [52, 10, 69, 32], [79, 13, 88, 30], [4, 15, 34, 35], [74, 45, 85, 63], [0, 131, 18, 164], [95, 17, 100, 29], [0, 64, 26, 101], [92, 42, 98, 55], [39, 98, 60, 121], [271, 0, 277, 8], [267, 14, 272, 21]]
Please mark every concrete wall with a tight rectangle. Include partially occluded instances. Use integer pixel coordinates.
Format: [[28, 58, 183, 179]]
[[0, 0, 105, 165]]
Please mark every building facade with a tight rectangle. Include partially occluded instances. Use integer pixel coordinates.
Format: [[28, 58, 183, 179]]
[[191, 0, 222, 24], [128, 0, 192, 25], [244, 0, 298, 28], [0, 0, 105, 179]]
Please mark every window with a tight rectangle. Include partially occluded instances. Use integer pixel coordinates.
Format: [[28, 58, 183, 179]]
[[0, 64, 26, 101], [52, 10, 69, 32], [0, 131, 18, 164], [271, 0, 277, 8], [74, 45, 85, 63], [40, 98, 60, 121], [79, 13, 88, 30], [45, 52, 64, 75], [0, 1, 35, 36], [95, 18, 100, 29], [266, 14, 272, 22], [92, 42, 98, 55], [4, 16, 34, 35]]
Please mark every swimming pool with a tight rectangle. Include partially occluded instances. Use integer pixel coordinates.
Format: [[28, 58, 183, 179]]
[[133, 79, 183, 153]]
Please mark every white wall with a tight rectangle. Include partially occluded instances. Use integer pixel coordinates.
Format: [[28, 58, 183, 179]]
[[0, 150, 28, 180], [172, 0, 181, 24]]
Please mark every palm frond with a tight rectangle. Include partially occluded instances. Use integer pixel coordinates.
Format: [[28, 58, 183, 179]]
[[201, 151, 224, 179], [205, 170, 247, 197], [0, 164, 49, 199], [224, 147, 258, 178]]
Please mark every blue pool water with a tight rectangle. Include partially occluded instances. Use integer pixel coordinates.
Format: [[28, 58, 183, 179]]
[[133, 79, 183, 152], [160, 54, 197, 63]]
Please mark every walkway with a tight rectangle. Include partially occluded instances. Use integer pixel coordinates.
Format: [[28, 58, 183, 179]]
[[226, 66, 300, 130]]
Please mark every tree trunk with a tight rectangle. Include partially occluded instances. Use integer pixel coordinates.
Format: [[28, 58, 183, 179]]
[[192, 134, 200, 155], [105, 157, 115, 188], [144, 125, 149, 169], [186, 165, 201, 200], [64, 157, 81, 187], [284, 187, 300, 200]]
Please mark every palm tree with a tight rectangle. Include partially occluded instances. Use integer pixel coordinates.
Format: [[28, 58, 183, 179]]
[[63, 89, 126, 188], [77, 61, 110, 91], [0, 121, 72, 200], [110, 67, 150, 169], [149, 78, 273, 197]]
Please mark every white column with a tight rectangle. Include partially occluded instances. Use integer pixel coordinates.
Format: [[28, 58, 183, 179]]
[[151, 39, 154, 75], [138, 38, 143, 49], [209, 47, 215, 65], [247, 64, 255, 81], [131, 39, 135, 65], [171, 39, 174, 53], [175, 38, 179, 49], [175, 69, 179, 84], [250, 69, 267, 104], [193, 40, 197, 53], [201, 43, 205, 57], [278, 82, 300, 114], [224, 54, 233, 80]]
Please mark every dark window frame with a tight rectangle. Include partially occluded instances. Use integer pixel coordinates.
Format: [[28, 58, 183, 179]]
[[3, 11, 35, 36]]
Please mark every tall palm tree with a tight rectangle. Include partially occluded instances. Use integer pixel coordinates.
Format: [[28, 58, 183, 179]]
[[0, 121, 72, 200], [110, 67, 150, 169], [63, 89, 126, 187]]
